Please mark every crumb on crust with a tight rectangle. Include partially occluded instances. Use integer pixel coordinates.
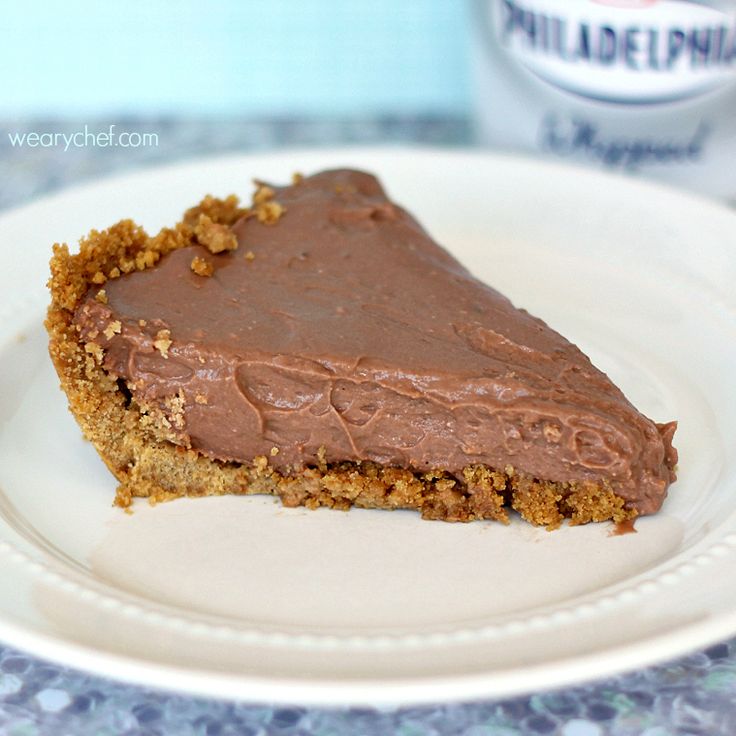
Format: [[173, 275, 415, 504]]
[[163, 391, 186, 431], [255, 201, 285, 225], [190, 255, 214, 276], [253, 184, 275, 205], [84, 341, 103, 364], [153, 329, 172, 358], [194, 214, 238, 254], [249, 183, 286, 225], [103, 320, 122, 340], [183, 194, 248, 229]]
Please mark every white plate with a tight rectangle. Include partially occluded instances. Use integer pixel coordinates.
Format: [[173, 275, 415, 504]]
[[0, 149, 734, 706]]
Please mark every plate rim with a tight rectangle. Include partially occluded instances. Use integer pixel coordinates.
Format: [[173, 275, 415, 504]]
[[0, 607, 735, 707]]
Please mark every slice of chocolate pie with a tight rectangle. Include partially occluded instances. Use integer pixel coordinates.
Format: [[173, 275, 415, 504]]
[[47, 169, 677, 528]]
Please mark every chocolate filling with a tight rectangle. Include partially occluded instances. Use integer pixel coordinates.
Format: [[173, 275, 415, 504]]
[[73, 169, 677, 515]]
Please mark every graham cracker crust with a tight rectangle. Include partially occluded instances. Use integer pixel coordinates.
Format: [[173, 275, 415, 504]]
[[46, 194, 636, 530]]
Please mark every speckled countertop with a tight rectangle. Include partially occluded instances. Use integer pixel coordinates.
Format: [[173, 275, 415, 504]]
[[1, 117, 735, 735]]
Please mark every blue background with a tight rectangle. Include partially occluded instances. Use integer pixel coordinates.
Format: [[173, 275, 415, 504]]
[[0, 0, 473, 117]]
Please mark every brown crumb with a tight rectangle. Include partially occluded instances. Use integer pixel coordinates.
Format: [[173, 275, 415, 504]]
[[163, 391, 186, 431], [135, 249, 160, 271], [194, 214, 238, 254], [103, 320, 122, 340], [138, 319, 147, 327], [194, 394, 208, 404], [316, 445, 327, 472], [270, 446, 279, 456], [255, 201, 285, 225], [92, 271, 106, 285], [95, 289, 108, 304], [183, 193, 249, 228], [153, 329, 172, 358], [84, 341, 103, 363], [253, 184, 275, 205], [109, 267, 121, 279], [244, 250, 255, 261], [190, 255, 214, 277]]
